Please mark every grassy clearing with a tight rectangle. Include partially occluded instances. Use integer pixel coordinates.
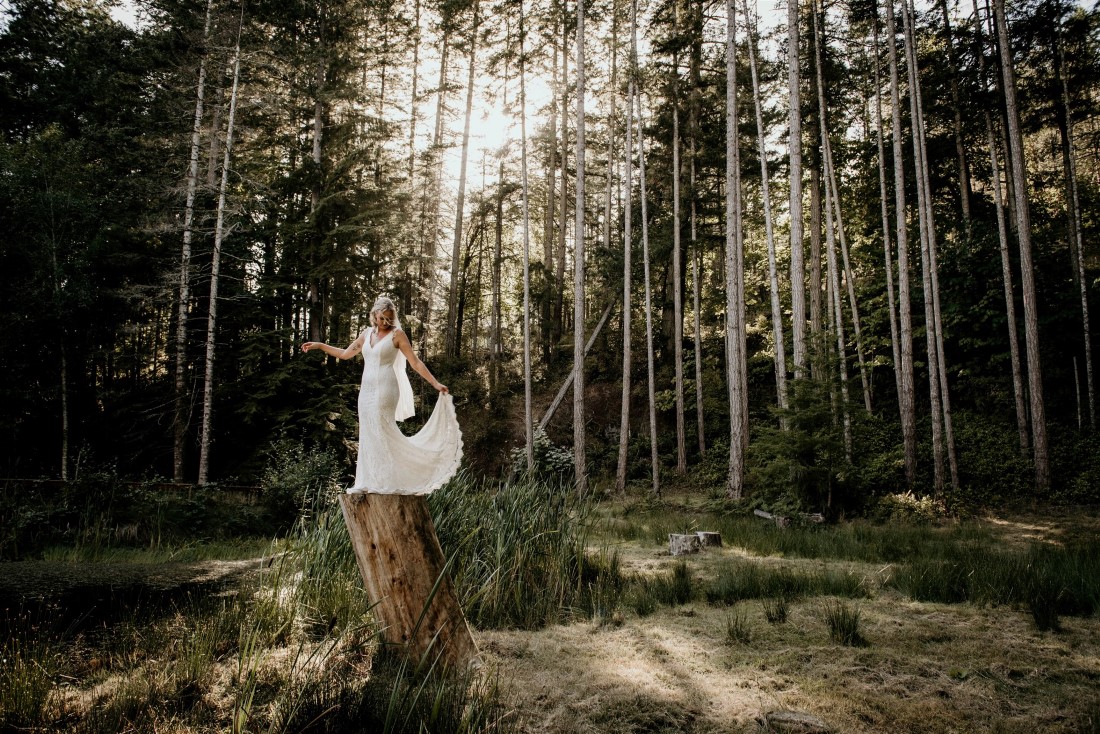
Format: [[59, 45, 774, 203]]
[[4, 475, 1098, 732], [1, 478, 551, 733]]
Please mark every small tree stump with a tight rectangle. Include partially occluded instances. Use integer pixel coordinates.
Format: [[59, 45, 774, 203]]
[[340, 493, 479, 670], [695, 531, 722, 548], [669, 533, 702, 556]]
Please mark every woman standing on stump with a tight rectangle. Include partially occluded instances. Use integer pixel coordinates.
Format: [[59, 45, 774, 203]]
[[302, 296, 462, 495]]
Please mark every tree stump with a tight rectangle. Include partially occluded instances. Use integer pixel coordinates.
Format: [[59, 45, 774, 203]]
[[695, 531, 722, 548], [669, 533, 702, 556], [339, 493, 479, 670]]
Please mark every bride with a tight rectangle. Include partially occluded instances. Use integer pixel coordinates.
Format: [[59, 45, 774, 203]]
[[301, 296, 462, 495]]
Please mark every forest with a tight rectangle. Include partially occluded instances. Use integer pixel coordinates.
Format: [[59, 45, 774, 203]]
[[1, 0, 1098, 508], [1, 0, 1100, 730]]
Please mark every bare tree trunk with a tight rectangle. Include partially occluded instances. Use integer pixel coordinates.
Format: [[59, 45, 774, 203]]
[[574, 0, 588, 496], [872, 16, 901, 426], [906, 0, 959, 491], [809, 164, 823, 375], [994, 0, 1050, 492], [520, 0, 534, 472], [901, 0, 947, 492], [447, 1, 479, 356], [491, 159, 504, 395], [175, 0, 213, 482], [1054, 18, 1094, 429], [198, 14, 243, 486], [544, 42, 558, 361], [672, 48, 687, 473], [971, 0, 1029, 452], [419, 30, 450, 354], [746, 0, 788, 419], [935, 0, 972, 228], [407, 0, 421, 182], [788, 0, 806, 377], [635, 54, 660, 497], [812, 0, 870, 414], [616, 0, 638, 494], [555, 21, 569, 346], [690, 0, 705, 454], [307, 23, 327, 344], [886, 0, 918, 486], [725, 0, 747, 499]]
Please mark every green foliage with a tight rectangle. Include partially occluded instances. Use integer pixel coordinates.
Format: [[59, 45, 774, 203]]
[[259, 441, 343, 535], [747, 379, 849, 514], [0, 471, 276, 560], [507, 429, 576, 481]]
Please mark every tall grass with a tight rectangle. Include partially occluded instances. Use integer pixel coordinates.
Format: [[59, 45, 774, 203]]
[[705, 558, 868, 605], [430, 473, 624, 628], [890, 541, 1100, 623], [603, 507, 995, 564]]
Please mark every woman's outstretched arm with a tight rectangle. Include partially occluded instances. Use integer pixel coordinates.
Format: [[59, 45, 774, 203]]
[[301, 332, 365, 360], [392, 329, 448, 393]]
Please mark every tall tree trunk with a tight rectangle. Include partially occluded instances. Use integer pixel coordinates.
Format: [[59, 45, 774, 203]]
[[198, 13, 243, 486], [971, 0, 1029, 452], [491, 159, 504, 395], [812, 0, 870, 414], [555, 20, 569, 346], [994, 0, 1050, 491], [746, 0, 788, 418], [420, 30, 450, 354], [672, 47, 687, 473], [616, 0, 638, 494], [788, 0, 807, 377], [690, 0, 705, 454], [1054, 16, 1094, 429], [308, 21, 327, 344], [725, 0, 747, 498], [886, 0, 918, 486], [520, 0, 534, 472], [872, 16, 901, 428], [407, 0, 421, 182], [809, 163, 823, 374], [544, 42, 558, 361], [935, 0, 972, 228], [905, 0, 959, 491], [574, 0, 588, 495], [175, 0, 213, 482], [811, 0, 851, 457], [638, 81, 660, 498], [447, 1, 479, 356], [901, 0, 948, 492]]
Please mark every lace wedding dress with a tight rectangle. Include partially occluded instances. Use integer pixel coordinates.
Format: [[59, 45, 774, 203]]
[[346, 328, 462, 495]]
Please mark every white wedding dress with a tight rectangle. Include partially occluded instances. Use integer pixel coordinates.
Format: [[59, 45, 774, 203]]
[[346, 328, 462, 495]]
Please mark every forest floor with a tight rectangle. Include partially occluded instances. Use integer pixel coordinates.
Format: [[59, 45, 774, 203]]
[[478, 498, 1100, 734], [5, 503, 1099, 733]]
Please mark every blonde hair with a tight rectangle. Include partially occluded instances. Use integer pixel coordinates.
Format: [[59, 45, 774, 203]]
[[370, 296, 401, 330]]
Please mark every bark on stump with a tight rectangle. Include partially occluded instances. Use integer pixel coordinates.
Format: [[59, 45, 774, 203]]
[[669, 533, 702, 556], [696, 531, 722, 548], [339, 493, 479, 670]]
